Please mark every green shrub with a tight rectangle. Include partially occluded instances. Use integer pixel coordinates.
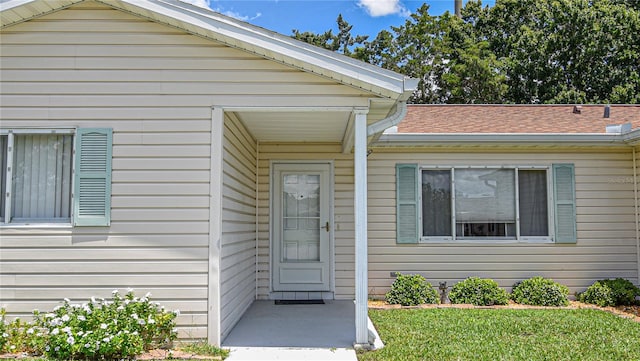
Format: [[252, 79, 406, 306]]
[[30, 290, 178, 360], [601, 278, 640, 305], [578, 281, 615, 307], [579, 278, 640, 306], [511, 277, 569, 306], [385, 274, 440, 306], [449, 277, 509, 306]]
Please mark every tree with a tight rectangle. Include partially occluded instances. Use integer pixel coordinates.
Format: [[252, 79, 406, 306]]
[[375, 5, 507, 103], [292, 14, 367, 56], [353, 30, 399, 71], [473, 0, 640, 103], [386, 4, 443, 103], [292, 0, 640, 104]]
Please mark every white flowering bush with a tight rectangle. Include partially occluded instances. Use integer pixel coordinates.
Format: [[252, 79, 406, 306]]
[[0, 308, 7, 351], [0, 308, 45, 354], [31, 290, 178, 360]]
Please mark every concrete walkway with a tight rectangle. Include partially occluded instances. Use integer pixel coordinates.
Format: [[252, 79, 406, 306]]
[[223, 300, 358, 361], [225, 347, 357, 361]]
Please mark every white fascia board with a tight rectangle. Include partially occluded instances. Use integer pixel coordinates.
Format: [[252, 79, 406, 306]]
[[0, 0, 37, 11], [96, 0, 417, 99], [374, 133, 627, 147]]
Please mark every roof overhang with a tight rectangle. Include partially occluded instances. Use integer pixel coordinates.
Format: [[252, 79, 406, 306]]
[[0, 0, 418, 101], [374, 133, 636, 148]]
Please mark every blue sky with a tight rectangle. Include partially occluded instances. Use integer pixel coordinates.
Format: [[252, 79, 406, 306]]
[[181, 0, 495, 39]]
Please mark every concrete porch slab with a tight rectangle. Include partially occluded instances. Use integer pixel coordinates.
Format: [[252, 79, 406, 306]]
[[225, 347, 357, 361], [222, 300, 356, 348]]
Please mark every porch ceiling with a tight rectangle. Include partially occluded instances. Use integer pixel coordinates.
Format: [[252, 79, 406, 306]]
[[230, 99, 398, 144], [238, 111, 351, 142]]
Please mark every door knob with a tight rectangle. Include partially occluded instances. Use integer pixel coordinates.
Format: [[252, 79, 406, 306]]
[[322, 221, 330, 232]]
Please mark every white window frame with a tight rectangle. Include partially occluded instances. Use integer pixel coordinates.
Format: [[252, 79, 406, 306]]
[[419, 165, 555, 244], [0, 128, 76, 228]]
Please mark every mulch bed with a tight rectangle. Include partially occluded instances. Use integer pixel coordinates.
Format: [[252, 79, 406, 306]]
[[0, 349, 222, 360], [368, 300, 640, 322]]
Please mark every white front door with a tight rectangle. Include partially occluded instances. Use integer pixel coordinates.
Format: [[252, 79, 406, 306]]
[[272, 163, 332, 292]]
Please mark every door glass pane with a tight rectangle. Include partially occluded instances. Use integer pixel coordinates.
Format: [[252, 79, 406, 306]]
[[12, 134, 72, 220], [283, 175, 299, 229], [422, 170, 452, 236], [519, 170, 549, 236], [282, 173, 320, 261]]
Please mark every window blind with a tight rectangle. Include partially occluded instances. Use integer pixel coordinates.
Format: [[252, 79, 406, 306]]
[[12, 134, 73, 220]]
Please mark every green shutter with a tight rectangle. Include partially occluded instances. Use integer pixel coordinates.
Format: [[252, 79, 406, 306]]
[[73, 128, 112, 226], [553, 163, 576, 244], [396, 164, 419, 244]]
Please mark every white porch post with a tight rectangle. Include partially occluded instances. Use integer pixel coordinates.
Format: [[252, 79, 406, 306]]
[[354, 108, 369, 345], [208, 107, 224, 345]]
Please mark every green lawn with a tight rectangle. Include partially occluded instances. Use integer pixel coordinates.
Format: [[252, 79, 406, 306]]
[[359, 308, 640, 361]]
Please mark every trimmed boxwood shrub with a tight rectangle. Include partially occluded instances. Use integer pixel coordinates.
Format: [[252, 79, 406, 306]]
[[578, 281, 615, 307], [511, 277, 569, 306], [579, 278, 640, 306], [449, 277, 509, 306], [385, 273, 440, 306]]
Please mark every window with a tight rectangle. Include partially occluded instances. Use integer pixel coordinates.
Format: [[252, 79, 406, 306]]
[[0, 128, 113, 226], [396, 164, 576, 244], [422, 168, 548, 241], [0, 132, 73, 223]]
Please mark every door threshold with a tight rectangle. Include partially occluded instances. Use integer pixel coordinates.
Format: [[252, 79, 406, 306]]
[[275, 299, 325, 305], [269, 291, 334, 300]]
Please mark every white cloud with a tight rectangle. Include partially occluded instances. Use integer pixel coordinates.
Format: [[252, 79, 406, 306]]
[[215, 9, 262, 22], [179, 0, 211, 9], [357, 0, 410, 17], [178, 0, 261, 22]]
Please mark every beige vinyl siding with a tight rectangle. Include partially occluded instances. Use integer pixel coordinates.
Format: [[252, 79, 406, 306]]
[[0, 4, 371, 110], [256, 144, 356, 299], [220, 114, 257, 341], [635, 146, 640, 287], [367, 149, 640, 296], [0, 1, 372, 340]]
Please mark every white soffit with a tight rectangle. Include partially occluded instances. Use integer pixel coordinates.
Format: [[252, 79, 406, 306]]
[[0, 0, 417, 101], [238, 111, 351, 142]]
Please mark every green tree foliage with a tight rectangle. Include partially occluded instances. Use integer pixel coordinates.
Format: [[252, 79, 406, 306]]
[[474, 0, 640, 104], [292, 14, 367, 56], [292, 0, 640, 104], [355, 4, 507, 103]]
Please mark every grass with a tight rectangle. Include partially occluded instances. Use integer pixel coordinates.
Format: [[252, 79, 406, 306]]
[[180, 341, 229, 359], [359, 308, 640, 361]]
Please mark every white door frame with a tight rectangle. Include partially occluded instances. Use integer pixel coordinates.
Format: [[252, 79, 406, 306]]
[[270, 160, 335, 294]]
